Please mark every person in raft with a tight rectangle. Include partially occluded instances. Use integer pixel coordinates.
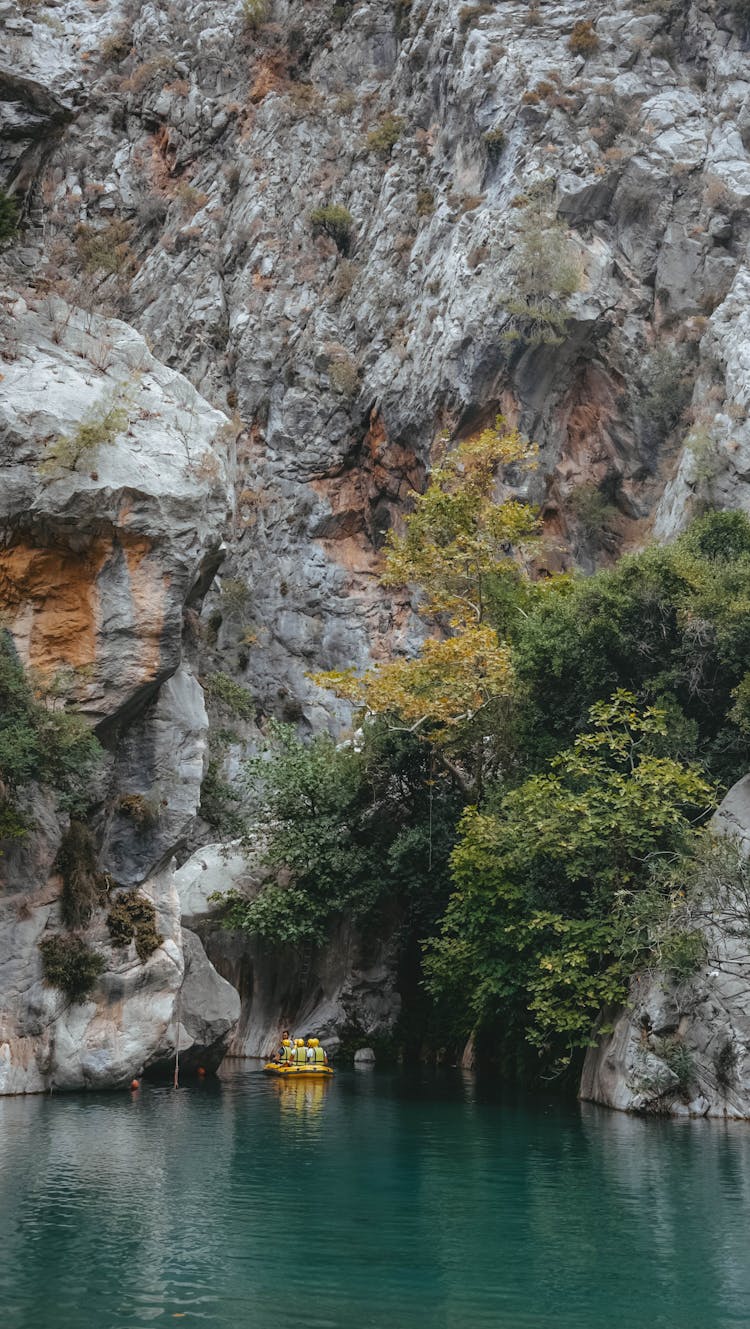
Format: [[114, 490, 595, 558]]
[[291, 1038, 308, 1065], [306, 1038, 328, 1065], [276, 1030, 293, 1062]]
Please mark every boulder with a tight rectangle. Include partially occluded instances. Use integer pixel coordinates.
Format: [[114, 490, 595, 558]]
[[174, 841, 251, 922], [0, 293, 228, 730], [144, 927, 241, 1078]]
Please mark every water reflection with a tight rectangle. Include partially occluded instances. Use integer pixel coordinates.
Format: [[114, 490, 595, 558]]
[[270, 1075, 331, 1125], [2, 1069, 750, 1329]]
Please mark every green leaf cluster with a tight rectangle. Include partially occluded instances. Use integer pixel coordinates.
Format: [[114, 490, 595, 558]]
[[511, 510, 750, 784], [309, 204, 354, 255], [0, 634, 102, 836], [423, 692, 714, 1062], [38, 933, 106, 1002], [212, 720, 460, 945]]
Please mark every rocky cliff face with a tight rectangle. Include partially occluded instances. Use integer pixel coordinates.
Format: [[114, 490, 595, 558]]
[[581, 776, 750, 1119], [0, 295, 240, 1093], [4, 0, 750, 1091]]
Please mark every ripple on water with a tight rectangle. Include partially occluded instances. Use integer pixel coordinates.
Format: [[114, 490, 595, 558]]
[[2, 1068, 750, 1328]]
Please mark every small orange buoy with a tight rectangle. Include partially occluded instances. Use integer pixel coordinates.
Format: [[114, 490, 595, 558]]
[[130, 1079, 140, 1090], [197, 1067, 206, 1077]]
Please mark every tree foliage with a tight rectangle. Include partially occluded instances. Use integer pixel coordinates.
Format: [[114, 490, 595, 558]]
[[38, 934, 106, 1002], [314, 420, 537, 793], [212, 720, 460, 945], [0, 634, 102, 836], [512, 510, 750, 783], [423, 693, 715, 1063]]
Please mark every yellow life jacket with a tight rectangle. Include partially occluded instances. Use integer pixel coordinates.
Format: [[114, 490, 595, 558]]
[[279, 1044, 291, 1063], [293, 1044, 307, 1065], [313, 1046, 325, 1064]]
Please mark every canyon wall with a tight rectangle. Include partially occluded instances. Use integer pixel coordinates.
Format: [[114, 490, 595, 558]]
[[3, 0, 750, 1091]]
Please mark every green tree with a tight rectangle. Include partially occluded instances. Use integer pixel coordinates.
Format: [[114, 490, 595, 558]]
[[212, 720, 460, 945], [511, 510, 750, 782], [423, 692, 714, 1064]]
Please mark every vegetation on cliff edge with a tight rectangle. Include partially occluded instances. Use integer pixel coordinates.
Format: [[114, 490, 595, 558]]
[[213, 418, 750, 1071]]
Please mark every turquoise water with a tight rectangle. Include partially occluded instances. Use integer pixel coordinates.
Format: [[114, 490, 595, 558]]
[[1, 1066, 750, 1328]]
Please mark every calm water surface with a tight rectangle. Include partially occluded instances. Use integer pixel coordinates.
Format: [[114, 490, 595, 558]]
[[1, 1064, 749, 1328]]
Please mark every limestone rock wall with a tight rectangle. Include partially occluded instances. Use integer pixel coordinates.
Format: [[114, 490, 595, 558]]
[[5, 0, 750, 725], [581, 776, 750, 1119], [0, 299, 240, 1094], [4, 0, 750, 1085], [175, 843, 401, 1058]]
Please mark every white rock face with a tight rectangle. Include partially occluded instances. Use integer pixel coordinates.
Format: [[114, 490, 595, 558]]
[[101, 665, 210, 885], [7, 0, 750, 723], [581, 776, 750, 1119], [0, 862, 239, 1093], [0, 293, 229, 726], [655, 269, 750, 540], [174, 841, 250, 920], [0, 297, 239, 1094]]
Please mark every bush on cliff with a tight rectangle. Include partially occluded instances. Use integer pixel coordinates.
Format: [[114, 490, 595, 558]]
[[0, 634, 102, 831], [107, 889, 163, 961], [57, 821, 109, 928], [39, 934, 106, 1001], [309, 204, 354, 255]]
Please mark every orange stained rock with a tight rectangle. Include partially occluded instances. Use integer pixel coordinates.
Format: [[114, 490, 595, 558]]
[[0, 532, 165, 684], [0, 540, 109, 673], [122, 536, 168, 682]]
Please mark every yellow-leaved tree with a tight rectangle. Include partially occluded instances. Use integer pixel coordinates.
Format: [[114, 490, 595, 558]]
[[313, 418, 539, 795]]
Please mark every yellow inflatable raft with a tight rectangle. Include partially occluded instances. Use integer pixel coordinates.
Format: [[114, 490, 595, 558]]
[[263, 1062, 334, 1077]]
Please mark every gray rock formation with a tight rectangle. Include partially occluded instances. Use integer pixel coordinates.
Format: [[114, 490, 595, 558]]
[[5, 0, 750, 725], [0, 861, 240, 1093], [0, 297, 240, 1094], [581, 776, 750, 1119], [5, 0, 750, 1089]]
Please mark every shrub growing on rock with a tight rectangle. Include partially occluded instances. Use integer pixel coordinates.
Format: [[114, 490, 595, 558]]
[[39, 934, 106, 1001], [242, 0, 269, 31], [0, 634, 102, 822], [204, 671, 255, 721], [310, 204, 354, 255], [56, 821, 109, 928], [483, 127, 506, 158], [416, 188, 435, 217], [568, 20, 599, 56], [365, 115, 404, 159], [117, 793, 160, 827], [107, 889, 163, 961], [40, 394, 129, 475], [75, 219, 134, 275], [500, 212, 582, 347]]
